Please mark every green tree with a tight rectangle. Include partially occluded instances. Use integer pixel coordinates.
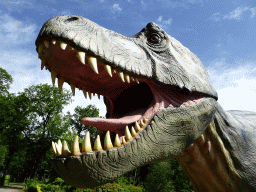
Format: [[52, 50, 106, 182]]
[[67, 105, 99, 138], [144, 159, 193, 192], [18, 84, 72, 179], [0, 92, 31, 185], [0, 68, 13, 96], [0, 83, 73, 185]]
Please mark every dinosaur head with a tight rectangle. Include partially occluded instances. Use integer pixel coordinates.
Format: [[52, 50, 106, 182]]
[[35, 15, 218, 188]]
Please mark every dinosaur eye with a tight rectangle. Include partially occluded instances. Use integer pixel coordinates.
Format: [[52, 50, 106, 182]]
[[149, 34, 161, 43]]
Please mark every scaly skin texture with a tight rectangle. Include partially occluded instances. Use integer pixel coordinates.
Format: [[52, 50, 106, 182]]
[[35, 15, 256, 191]]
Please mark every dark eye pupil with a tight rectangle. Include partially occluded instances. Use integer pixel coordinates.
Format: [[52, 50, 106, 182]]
[[150, 35, 159, 43]]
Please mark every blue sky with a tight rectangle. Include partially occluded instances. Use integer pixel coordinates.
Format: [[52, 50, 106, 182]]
[[0, 0, 256, 116]]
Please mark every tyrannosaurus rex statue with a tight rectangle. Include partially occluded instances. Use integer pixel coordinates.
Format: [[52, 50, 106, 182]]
[[35, 15, 256, 191]]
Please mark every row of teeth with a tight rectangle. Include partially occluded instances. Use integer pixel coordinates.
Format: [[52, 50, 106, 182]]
[[52, 117, 149, 157], [38, 39, 140, 97]]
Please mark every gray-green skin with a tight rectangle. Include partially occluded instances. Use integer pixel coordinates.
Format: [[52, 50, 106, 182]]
[[35, 15, 256, 191]]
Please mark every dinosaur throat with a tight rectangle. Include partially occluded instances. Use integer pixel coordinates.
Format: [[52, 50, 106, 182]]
[[37, 38, 206, 157]]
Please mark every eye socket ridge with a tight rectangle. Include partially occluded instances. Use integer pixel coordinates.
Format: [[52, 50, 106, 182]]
[[148, 33, 161, 44]]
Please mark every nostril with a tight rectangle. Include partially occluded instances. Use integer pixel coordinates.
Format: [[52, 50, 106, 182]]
[[65, 17, 79, 23]]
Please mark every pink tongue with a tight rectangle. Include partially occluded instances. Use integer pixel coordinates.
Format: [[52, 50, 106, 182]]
[[81, 113, 142, 132]]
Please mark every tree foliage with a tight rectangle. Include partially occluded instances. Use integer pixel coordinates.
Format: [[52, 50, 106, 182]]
[[0, 68, 13, 96], [67, 105, 99, 138], [144, 159, 193, 192]]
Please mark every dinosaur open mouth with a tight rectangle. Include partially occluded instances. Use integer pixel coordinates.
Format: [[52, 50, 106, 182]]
[[37, 38, 205, 157]]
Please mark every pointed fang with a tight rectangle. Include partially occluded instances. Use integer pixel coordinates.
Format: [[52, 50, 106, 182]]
[[135, 77, 140, 84], [104, 65, 112, 77], [125, 126, 132, 142], [70, 83, 76, 96], [124, 73, 130, 83], [51, 70, 57, 86], [52, 141, 57, 156], [131, 126, 137, 137], [118, 71, 125, 82], [104, 131, 114, 150], [55, 142, 62, 156], [58, 77, 65, 93], [60, 42, 67, 50], [94, 135, 103, 151], [88, 91, 92, 99], [88, 57, 99, 74], [122, 137, 127, 145], [62, 140, 71, 157], [114, 134, 121, 147], [83, 89, 87, 99], [135, 121, 141, 132], [71, 136, 81, 155], [41, 59, 46, 70], [143, 117, 149, 123], [52, 39, 56, 45], [82, 132, 92, 153], [77, 51, 85, 64], [140, 119, 145, 127]]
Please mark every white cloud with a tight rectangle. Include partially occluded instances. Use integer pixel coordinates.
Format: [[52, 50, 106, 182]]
[[113, 3, 122, 12], [156, 16, 172, 29], [223, 7, 249, 20], [211, 12, 221, 21], [212, 7, 256, 21], [207, 61, 256, 112], [0, 13, 37, 47], [250, 7, 256, 18], [157, 16, 163, 22]]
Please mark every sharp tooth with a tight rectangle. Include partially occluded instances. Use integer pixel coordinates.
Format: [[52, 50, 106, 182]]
[[114, 134, 121, 147], [52, 141, 57, 156], [135, 77, 139, 84], [83, 89, 87, 99], [97, 93, 101, 99], [62, 140, 71, 157], [125, 126, 132, 142], [124, 73, 130, 83], [77, 51, 85, 64], [88, 91, 92, 99], [131, 126, 137, 137], [41, 59, 46, 70], [135, 121, 141, 132], [113, 69, 117, 73], [131, 76, 135, 81], [122, 137, 127, 145], [58, 77, 65, 93], [140, 119, 145, 127], [51, 70, 57, 86], [58, 139, 62, 149], [60, 42, 67, 50], [44, 40, 49, 48], [104, 131, 113, 150], [88, 57, 99, 74], [52, 39, 56, 45], [118, 71, 125, 82], [55, 142, 62, 156], [71, 136, 81, 155], [94, 135, 103, 151], [70, 83, 76, 96], [82, 132, 92, 153], [104, 65, 112, 77], [143, 117, 149, 123]]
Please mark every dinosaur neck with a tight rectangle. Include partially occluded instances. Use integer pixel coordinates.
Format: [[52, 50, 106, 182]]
[[176, 120, 242, 192]]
